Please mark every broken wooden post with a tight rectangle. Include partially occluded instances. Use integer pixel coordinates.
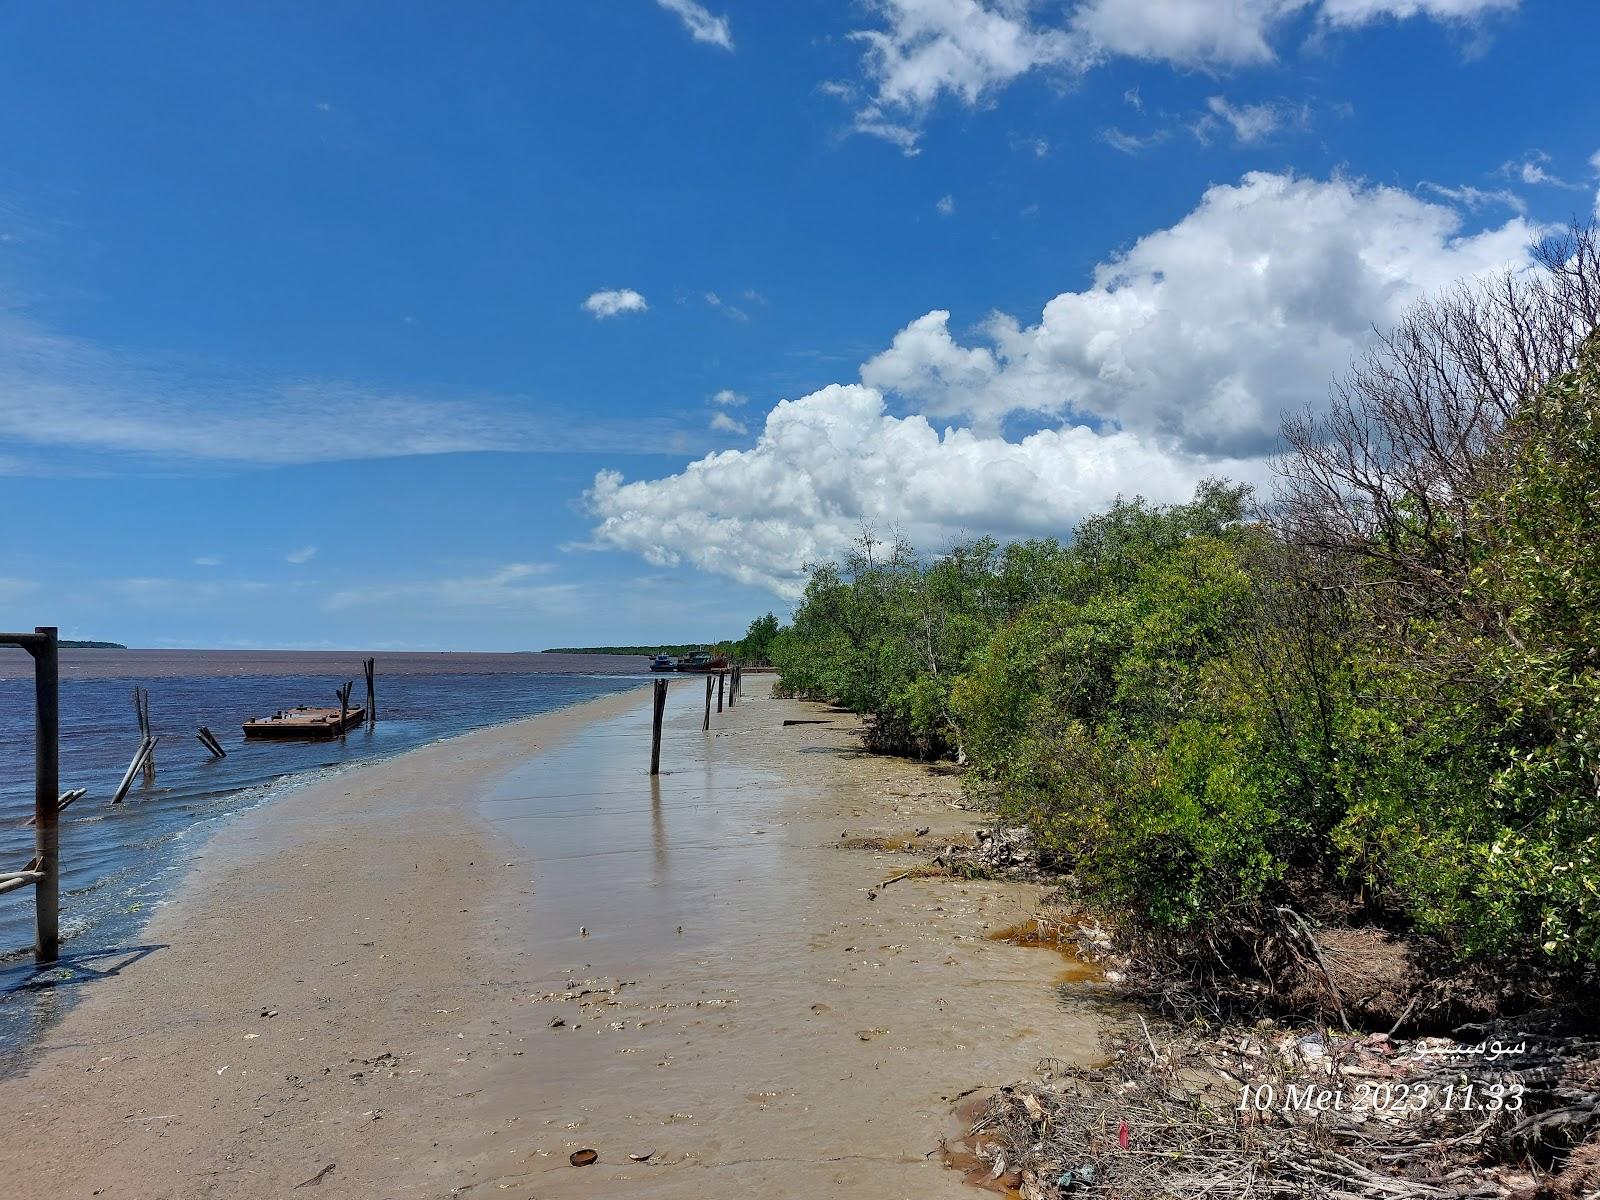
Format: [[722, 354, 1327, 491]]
[[716, 671, 725, 713], [729, 665, 737, 709], [196, 726, 226, 758], [337, 681, 353, 735], [650, 678, 668, 776], [31, 627, 59, 962], [25, 789, 86, 827], [703, 672, 713, 731], [363, 658, 376, 726], [112, 736, 158, 804], [132, 687, 154, 781]]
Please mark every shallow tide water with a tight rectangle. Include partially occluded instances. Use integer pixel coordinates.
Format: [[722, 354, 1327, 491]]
[[0, 648, 645, 1050], [448, 678, 1106, 1197]]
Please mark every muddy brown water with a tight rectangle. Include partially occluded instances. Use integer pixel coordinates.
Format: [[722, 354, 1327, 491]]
[[451, 679, 1108, 1197]]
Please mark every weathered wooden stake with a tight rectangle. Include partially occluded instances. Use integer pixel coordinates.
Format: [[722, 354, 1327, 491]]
[[25, 789, 86, 827], [32, 627, 59, 962], [363, 657, 376, 726], [716, 671, 725, 713], [729, 665, 738, 708], [703, 672, 713, 732], [196, 725, 226, 758], [132, 687, 155, 780], [112, 736, 157, 804], [337, 681, 353, 735], [650, 678, 668, 776]]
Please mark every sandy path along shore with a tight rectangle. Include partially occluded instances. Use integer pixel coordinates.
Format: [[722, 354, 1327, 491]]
[[0, 685, 651, 1197], [0, 678, 1107, 1198]]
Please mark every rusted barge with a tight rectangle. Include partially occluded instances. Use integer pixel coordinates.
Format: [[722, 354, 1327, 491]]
[[242, 704, 365, 740]]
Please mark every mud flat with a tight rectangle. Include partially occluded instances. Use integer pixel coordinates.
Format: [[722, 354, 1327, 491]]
[[0, 678, 1104, 1198]]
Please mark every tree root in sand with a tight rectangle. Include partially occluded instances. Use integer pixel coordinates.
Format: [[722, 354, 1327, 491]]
[[955, 1021, 1600, 1199]]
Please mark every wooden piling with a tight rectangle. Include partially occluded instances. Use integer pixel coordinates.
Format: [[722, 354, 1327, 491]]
[[337, 681, 353, 735], [703, 672, 713, 731], [112, 736, 158, 804], [133, 687, 154, 780], [25, 789, 86, 827], [363, 658, 376, 726], [196, 725, 226, 758], [650, 678, 668, 775], [31, 627, 59, 962], [716, 671, 725, 713]]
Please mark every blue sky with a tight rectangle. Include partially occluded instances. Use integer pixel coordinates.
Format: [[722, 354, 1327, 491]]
[[0, 0, 1595, 650]]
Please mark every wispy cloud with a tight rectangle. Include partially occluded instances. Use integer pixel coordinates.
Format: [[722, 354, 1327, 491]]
[[193, 556, 223, 568], [710, 411, 748, 435], [704, 291, 749, 321], [583, 288, 649, 318], [323, 563, 573, 614], [0, 305, 683, 467], [286, 546, 318, 565], [1102, 126, 1169, 155], [1418, 181, 1527, 214], [1502, 150, 1585, 190], [711, 389, 747, 407], [935, 194, 956, 216], [655, 0, 733, 51], [0, 577, 40, 604], [1193, 96, 1308, 145]]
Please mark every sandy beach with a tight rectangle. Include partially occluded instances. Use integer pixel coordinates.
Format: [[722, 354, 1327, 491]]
[[0, 678, 1104, 1198]]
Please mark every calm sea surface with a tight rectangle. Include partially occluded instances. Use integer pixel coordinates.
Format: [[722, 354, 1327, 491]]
[[0, 648, 648, 1059]]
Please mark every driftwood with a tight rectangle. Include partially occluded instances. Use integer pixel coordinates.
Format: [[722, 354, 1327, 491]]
[[196, 725, 226, 758]]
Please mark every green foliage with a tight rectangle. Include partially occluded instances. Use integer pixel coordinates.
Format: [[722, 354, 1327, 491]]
[[769, 368, 1600, 971]]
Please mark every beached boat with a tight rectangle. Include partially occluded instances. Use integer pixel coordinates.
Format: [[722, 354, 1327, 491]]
[[648, 653, 677, 672], [674, 651, 729, 672], [242, 705, 365, 739]]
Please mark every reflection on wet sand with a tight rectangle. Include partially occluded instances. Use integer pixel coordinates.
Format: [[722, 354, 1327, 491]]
[[460, 678, 1107, 1198]]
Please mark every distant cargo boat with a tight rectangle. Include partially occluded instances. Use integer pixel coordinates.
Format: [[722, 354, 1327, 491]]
[[242, 705, 365, 739], [648, 653, 677, 672], [675, 652, 729, 672]]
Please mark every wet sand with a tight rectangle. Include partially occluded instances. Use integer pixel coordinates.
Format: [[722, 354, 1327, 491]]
[[0, 679, 1103, 1197]]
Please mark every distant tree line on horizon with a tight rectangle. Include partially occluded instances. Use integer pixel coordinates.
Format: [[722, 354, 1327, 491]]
[[544, 615, 781, 666], [767, 223, 1600, 978]]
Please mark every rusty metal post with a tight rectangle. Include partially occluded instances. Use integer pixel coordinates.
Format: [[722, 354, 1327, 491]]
[[650, 679, 668, 776], [31, 627, 59, 963]]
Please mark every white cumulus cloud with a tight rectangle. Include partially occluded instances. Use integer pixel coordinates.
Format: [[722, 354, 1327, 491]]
[[654, 0, 733, 50], [589, 385, 1262, 596], [588, 172, 1540, 593], [840, 0, 1521, 147], [583, 288, 649, 319], [862, 172, 1536, 454], [709, 412, 748, 435]]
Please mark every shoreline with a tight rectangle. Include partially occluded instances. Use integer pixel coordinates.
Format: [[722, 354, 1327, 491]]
[[0, 677, 1106, 1197]]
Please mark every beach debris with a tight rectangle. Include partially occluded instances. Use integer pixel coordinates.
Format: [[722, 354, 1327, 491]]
[[914, 826, 930, 837], [292, 1164, 336, 1189], [260, 1008, 278, 1019], [579, 926, 588, 937], [548, 1017, 566, 1029], [569, 1149, 598, 1167], [628, 1150, 655, 1162]]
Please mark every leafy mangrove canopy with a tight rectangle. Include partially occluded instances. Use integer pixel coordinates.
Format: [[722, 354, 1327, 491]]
[[771, 232, 1600, 971]]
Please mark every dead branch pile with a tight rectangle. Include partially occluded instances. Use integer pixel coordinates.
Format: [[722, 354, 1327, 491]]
[[962, 1019, 1600, 1199], [929, 824, 1039, 878]]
